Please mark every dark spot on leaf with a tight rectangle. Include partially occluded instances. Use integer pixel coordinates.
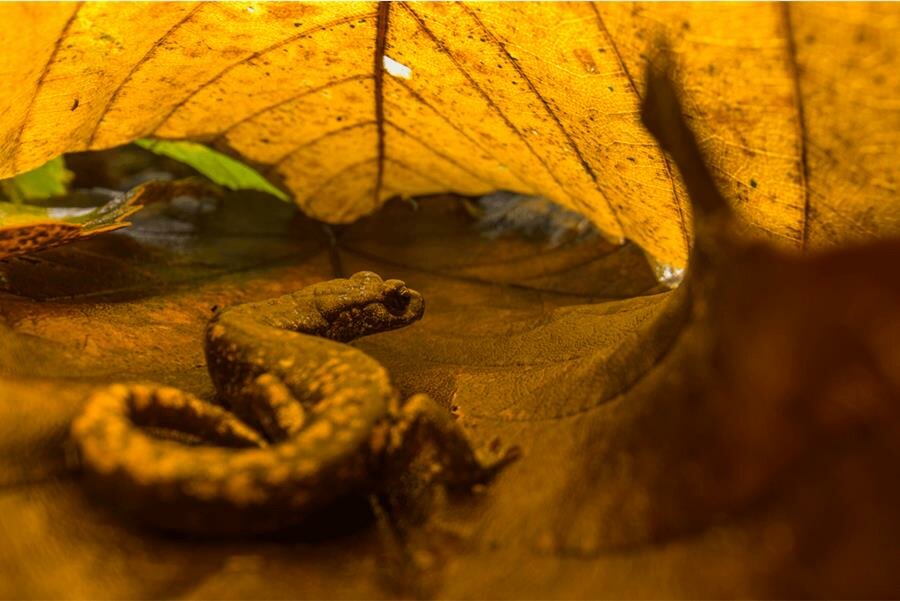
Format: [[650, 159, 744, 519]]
[[70, 98, 79, 111], [627, 156, 636, 163], [750, 179, 758, 189], [608, 86, 614, 92]]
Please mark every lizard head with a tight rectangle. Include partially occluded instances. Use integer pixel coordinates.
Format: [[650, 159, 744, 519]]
[[314, 271, 425, 341]]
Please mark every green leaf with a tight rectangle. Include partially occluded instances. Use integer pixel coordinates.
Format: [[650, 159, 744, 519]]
[[0, 157, 73, 202], [135, 139, 289, 202]]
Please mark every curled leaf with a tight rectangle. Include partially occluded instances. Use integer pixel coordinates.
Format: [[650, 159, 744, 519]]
[[0, 179, 214, 260]]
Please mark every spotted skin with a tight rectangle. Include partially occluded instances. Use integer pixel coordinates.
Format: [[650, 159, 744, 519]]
[[71, 272, 516, 534]]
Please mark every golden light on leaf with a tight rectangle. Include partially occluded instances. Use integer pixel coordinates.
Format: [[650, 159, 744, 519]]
[[1, 5, 899, 596], [1, 2, 898, 268]]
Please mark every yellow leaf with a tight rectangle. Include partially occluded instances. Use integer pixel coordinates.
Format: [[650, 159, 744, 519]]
[[1, 2, 898, 269], [1, 53, 898, 595]]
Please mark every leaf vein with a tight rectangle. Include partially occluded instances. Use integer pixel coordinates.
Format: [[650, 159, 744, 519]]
[[383, 119, 495, 186], [383, 157, 454, 189], [260, 120, 377, 175], [211, 74, 372, 147], [591, 5, 691, 253], [401, 3, 579, 204], [460, 3, 626, 232], [388, 77, 537, 192], [87, 2, 204, 147], [299, 157, 378, 209], [148, 11, 378, 137], [11, 2, 83, 171], [781, 3, 811, 249], [373, 2, 390, 207]]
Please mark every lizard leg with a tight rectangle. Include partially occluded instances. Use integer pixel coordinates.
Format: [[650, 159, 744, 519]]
[[385, 393, 520, 486]]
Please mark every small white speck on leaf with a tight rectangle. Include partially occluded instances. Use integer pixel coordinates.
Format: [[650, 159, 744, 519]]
[[383, 55, 412, 79], [654, 262, 685, 288]]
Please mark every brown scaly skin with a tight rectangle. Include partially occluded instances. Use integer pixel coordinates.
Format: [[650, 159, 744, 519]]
[[71, 272, 516, 534]]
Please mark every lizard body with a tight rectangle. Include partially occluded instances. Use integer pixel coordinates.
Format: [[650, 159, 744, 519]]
[[72, 271, 513, 534]]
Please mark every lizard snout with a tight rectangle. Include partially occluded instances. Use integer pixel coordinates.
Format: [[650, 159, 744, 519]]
[[382, 280, 424, 320]]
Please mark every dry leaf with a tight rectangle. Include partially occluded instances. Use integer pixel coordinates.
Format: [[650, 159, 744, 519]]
[[1, 4, 899, 599], [2, 3, 898, 269], [3, 184, 896, 597], [0, 190, 668, 598], [0, 180, 217, 260]]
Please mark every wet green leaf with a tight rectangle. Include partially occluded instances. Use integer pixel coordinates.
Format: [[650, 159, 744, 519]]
[[135, 139, 289, 202], [0, 156, 72, 202]]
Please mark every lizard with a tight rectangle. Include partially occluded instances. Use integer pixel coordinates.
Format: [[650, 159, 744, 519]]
[[71, 271, 517, 534]]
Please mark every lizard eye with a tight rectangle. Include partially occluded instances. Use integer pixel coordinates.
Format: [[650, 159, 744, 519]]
[[383, 286, 412, 316]]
